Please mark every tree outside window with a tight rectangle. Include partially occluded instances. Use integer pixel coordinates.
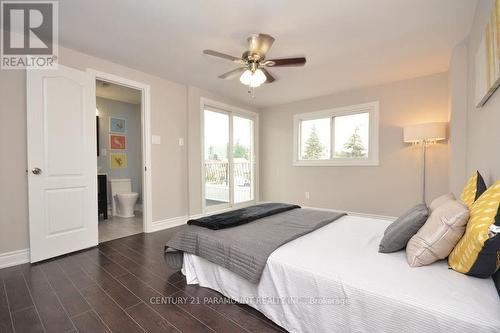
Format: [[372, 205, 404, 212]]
[[338, 126, 366, 157], [302, 125, 325, 159]]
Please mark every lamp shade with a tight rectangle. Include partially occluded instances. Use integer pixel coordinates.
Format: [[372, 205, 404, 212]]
[[403, 122, 447, 143]]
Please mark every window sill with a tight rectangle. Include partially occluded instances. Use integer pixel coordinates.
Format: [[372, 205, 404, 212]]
[[293, 159, 379, 167]]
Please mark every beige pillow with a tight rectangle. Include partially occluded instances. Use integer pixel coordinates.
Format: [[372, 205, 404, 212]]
[[429, 193, 455, 213], [406, 199, 469, 267]]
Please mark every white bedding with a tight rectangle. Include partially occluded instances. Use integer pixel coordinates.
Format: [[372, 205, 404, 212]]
[[182, 215, 500, 333]]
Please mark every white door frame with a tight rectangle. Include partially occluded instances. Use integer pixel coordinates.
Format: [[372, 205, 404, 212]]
[[87, 69, 153, 233], [200, 97, 259, 214]]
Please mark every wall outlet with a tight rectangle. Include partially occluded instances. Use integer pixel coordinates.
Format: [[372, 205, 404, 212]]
[[305, 191, 310, 199], [178, 138, 184, 146]]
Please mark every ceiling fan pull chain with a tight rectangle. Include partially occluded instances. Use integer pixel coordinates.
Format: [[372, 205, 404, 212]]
[[247, 86, 256, 98]]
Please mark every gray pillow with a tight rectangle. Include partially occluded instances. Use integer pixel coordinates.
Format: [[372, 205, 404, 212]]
[[379, 203, 429, 253]]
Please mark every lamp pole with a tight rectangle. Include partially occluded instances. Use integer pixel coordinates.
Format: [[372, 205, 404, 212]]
[[403, 122, 447, 205], [422, 141, 427, 204]]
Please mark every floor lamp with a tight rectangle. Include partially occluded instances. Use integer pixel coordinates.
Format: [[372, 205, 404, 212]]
[[403, 122, 447, 204]]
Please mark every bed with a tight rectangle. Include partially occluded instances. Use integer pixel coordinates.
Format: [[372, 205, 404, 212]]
[[181, 214, 500, 333]]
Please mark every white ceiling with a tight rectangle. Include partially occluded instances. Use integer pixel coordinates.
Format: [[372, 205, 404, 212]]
[[59, 0, 477, 107]]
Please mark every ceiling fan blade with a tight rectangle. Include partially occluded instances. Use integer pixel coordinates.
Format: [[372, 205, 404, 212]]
[[265, 57, 306, 67], [203, 50, 244, 63], [218, 67, 247, 80], [261, 68, 276, 83], [247, 34, 275, 56]]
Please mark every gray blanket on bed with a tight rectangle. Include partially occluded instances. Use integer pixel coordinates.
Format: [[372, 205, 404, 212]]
[[187, 202, 301, 230], [164, 208, 345, 283]]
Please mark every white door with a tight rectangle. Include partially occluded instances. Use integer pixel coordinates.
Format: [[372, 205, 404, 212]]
[[27, 65, 97, 263]]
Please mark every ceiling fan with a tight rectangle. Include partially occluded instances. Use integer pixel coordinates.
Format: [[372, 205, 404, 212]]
[[203, 33, 306, 90]]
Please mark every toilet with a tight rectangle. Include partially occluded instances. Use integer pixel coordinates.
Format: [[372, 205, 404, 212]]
[[109, 179, 139, 218]]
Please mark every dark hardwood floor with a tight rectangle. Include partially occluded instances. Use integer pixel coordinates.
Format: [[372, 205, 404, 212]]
[[0, 226, 287, 333]]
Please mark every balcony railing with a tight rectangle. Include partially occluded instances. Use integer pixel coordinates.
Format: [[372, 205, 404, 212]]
[[205, 160, 252, 203], [204, 161, 251, 186]]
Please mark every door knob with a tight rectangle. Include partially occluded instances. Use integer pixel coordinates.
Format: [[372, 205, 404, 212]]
[[32, 167, 42, 175]]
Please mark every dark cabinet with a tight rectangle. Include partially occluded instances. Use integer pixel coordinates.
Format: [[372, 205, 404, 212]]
[[98, 174, 108, 219]]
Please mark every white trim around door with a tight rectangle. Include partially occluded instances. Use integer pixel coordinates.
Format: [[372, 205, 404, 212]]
[[200, 98, 259, 215], [87, 69, 154, 233]]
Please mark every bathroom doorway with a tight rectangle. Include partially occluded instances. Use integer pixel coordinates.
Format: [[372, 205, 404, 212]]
[[91, 70, 152, 243]]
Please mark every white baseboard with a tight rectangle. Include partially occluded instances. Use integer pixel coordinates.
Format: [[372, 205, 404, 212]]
[[188, 213, 204, 220], [149, 210, 222, 233], [0, 249, 30, 269], [150, 215, 188, 232], [300, 205, 396, 221], [256, 201, 396, 221], [149, 210, 225, 233]]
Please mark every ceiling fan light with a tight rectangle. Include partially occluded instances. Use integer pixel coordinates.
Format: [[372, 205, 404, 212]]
[[249, 80, 262, 88], [239, 70, 253, 85], [240, 68, 267, 87], [253, 69, 266, 86]]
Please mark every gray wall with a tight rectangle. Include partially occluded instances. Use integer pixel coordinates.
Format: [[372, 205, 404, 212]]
[[448, 42, 468, 197], [0, 70, 29, 255], [97, 97, 142, 205], [259, 73, 450, 217], [449, 0, 500, 192]]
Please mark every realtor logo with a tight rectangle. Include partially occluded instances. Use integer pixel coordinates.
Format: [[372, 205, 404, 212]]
[[1, 1, 58, 69]]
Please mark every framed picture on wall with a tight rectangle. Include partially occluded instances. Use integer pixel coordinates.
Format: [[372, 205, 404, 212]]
[[110, 153, 127, 169], [475, 0, 500, 107], [110, 117, 126, 133], [109, 134, 126, 149]]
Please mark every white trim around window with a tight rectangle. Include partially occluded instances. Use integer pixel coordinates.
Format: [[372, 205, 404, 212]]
[[293, 101, 379, 166]]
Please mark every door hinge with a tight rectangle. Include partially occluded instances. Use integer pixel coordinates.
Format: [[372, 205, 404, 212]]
[[144, 166, 147, 171]]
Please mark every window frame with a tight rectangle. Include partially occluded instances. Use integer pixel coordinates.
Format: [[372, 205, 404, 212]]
[[293, 101, 379, 166], [200, 98, 259, 214]]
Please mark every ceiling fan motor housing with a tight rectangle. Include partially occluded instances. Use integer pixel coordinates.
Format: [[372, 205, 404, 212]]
[[248, 61, 259, 72]]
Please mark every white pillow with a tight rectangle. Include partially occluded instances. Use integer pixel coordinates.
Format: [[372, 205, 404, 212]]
[[406, 199, 469, 267], [429, 193, 455, 212]]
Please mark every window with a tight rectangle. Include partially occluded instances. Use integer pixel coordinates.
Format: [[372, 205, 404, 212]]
[[334, 112, 369, 158], [300, 118, 330, 160], [293, 102, 379, 166], [202, 100, 257, 212]]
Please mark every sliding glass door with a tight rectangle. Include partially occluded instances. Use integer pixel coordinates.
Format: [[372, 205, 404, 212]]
[[203, 106, 255, 210], [204, 110, 230, 207], [233, 116, 254, 204]]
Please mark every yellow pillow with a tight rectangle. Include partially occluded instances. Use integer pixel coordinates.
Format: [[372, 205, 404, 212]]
[[460, 171, 487, 209], [449, 181, 500, 277]]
